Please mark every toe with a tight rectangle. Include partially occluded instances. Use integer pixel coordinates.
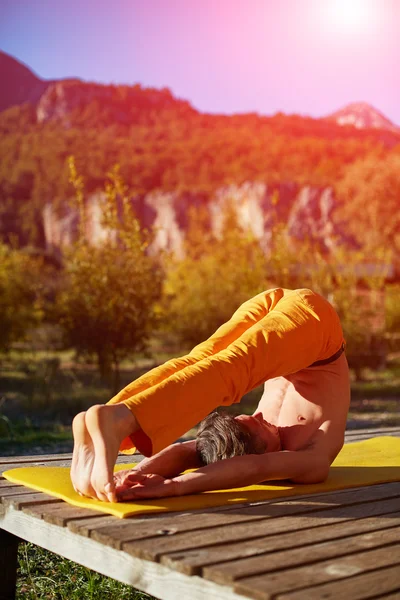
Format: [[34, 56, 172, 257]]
[[105, 482, 117, 503], [95, 489, 109, 502], [91, 475, 110, 502]]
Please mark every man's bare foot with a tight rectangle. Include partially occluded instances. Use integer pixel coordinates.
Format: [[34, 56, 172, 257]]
[[85, 404, 139, 502], [71, 412, 96, 499]]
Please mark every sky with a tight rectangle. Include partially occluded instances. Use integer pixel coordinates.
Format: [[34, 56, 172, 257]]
[[1, 0, 399, 124]]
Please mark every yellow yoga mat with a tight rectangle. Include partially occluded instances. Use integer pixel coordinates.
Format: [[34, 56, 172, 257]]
[[4, 436, 400, 519]]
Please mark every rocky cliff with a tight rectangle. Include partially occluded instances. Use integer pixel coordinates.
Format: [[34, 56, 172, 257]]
[[42, 182, 350, 257]]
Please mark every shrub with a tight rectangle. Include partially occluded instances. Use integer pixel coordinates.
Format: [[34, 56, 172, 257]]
[[0, 243, 45, 353], [56, 161, 163, 391]]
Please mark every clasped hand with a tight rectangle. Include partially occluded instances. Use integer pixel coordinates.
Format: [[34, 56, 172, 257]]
[[114, 469, 177, 501]]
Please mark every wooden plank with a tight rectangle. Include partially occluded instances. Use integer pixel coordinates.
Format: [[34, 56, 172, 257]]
[[277, 563, 400, 600], [165, 511, 400, 576], [23, 503, 102, 526], [201, 525, 400, 585], [1, 493, 62, 510], [71, 483, 400, 549], [345, 432, 400, 439], [67, 515, 133, 535], [0, 453, 142, 477], [235, 544, 400, 600], [68, 512, 195, 539], [0, 453, 74, 464], [0, 508, 249, 600], [122, 496, 400, 562], [345, 433, 400, 443], [0, 481, 25, 490], [0, 452, 143, 465], [0, 487, 49, 498], [0, 529, 19, 600], [345, 427, 400, 436], [0, 452, 144, 465], [345, 433, 400, 442], [0, 459, 73, 476], [117, 454, 144, 464]]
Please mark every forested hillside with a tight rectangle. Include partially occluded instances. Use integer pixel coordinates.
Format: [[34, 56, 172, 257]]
[[1, 54, 399, 252]]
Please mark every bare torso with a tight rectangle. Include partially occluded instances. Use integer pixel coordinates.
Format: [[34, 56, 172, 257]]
[[256, 353, 350, 459]]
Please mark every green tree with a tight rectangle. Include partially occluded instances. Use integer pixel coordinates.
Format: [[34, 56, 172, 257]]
[[386, 284, 400, 335], [263, 194, 392, 378], [163, 203, 268, 346], [0, 243, 45, 352], [57, 160, 163, 391]]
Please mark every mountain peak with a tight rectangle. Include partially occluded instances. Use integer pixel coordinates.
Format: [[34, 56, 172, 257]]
[[0, 50, 51, 113], [327, 102, 398, 132]]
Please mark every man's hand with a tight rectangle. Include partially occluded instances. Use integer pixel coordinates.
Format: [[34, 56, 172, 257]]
[[114, 440, 200, 486], [115, 472, 178, 501], [113, 468, 138, 490]]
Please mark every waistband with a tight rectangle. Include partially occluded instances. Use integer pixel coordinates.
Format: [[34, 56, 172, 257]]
[[308, 342, 345, 368]]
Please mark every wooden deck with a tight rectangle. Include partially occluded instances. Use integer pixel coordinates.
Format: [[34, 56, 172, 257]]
[[1, 427, 400, 600]]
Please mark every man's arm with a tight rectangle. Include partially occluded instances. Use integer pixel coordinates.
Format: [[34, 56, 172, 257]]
[[114, 440, 201, 490], [117, 446, 331, 500], [173, 447, 330, 495], [137, 440, 202, 476]]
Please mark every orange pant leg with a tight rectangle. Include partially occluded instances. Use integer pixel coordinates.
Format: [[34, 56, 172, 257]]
[[108, 288, 282, 404], [107, 289, 282, 453]]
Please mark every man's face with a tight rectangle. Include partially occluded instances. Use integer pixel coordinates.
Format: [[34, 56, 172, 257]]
[[235, 412, 281, 452]]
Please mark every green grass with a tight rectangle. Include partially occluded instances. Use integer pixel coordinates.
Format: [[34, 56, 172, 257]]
[[0, 350, 160, 433], [0, 348, 168, 455], [17, 543, 153, 600], [0, 423, 73, 456], [347, 360, 400, 427], [351, 365, 400, 398]]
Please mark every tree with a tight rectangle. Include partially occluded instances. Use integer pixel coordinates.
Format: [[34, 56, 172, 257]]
[[57, 160, 163, 391], [0, 243, 44, 352], [163, 203, 268, 346], [335, 154, 400, 254], [265, 205, 392, 378]]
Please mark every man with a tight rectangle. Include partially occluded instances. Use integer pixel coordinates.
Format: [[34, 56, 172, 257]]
[[71, 288, 350, 503]]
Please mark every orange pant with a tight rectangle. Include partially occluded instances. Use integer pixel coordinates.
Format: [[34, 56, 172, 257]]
[[107, 288, 344, 456]]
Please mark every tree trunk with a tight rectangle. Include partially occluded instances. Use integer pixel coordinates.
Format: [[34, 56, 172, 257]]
[[112, 350, 120, 395]]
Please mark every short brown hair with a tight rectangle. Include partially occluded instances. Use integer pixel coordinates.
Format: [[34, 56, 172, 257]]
[[196, 411, 267, 466]]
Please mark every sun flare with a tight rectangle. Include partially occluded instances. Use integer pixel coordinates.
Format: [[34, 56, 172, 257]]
[[319, 0, 380, 36]]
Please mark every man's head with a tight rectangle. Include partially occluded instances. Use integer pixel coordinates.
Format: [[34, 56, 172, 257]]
[[196, 411, 281, 466]]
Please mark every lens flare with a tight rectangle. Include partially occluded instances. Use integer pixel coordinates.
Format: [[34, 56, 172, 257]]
[[318, 0, 381, 36]]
